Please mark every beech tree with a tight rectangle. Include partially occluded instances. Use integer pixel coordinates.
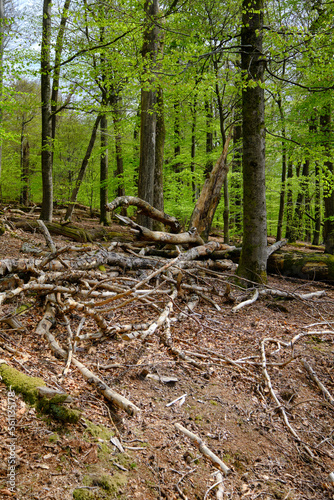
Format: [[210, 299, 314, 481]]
[[237, 0, 268, 284]]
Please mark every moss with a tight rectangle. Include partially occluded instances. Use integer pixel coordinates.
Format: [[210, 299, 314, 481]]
[[81, 472, 128, 496], [0, 362, 45, 404], [36, 395, 82, 423], [83, 419, 115, 441], [72, 489, 96, 500], [49, 433, 60, 443]]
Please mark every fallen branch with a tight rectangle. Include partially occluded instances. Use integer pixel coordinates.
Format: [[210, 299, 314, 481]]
[[175, 423, 231, 475], [106, 196, 181, 233], [232, 289, 259, 313], [302, 359, 334, 406], [116, 214, 204, 246], [260, 338, 314, 457]]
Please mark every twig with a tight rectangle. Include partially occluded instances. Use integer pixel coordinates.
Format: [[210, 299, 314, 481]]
[[232, 289, 259, 313], [175, 423, 231, 475], [302, 359, 334, 406]]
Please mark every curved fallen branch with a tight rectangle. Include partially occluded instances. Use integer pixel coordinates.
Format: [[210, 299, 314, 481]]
[[106, 196, 181, 233], [115, 214, 204, 246]]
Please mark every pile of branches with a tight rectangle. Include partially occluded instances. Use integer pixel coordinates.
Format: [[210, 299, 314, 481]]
[[0, 221, 333, 472]]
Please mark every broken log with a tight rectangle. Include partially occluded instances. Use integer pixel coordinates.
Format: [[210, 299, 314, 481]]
[[267, 251, 334, 281], [115, 214, 204, 246], [13, 220, 133, 243], [106, 196, 181, 233]]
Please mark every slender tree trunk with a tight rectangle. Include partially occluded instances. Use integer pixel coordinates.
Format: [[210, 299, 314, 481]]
[[153, 86, 165, 229], [137, 0, 160, 229], [64, 114, 101, 221], [291, 159, 309, 241], [237, 0, 267, 284], [20, 138, 30, 206], [40, 0, 53, 221], [204, 99, 214, 176], [285, 159, 293, 241], [190, 95, 197, 202], [51, 0, 71, 142], [276, 96, 286, 242], [100, 112, 109, 225], [223, 176, 229, 244], [321, 104, 334, 253], [313, 160, 321, 245], [232, 108, 242, 234]]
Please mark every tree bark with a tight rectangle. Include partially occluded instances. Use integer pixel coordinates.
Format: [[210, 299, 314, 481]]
[[137, 0, 160, 229], [189, 131, 232, 239], [321, 104, 334, 254], [276, 96, 286, 242], [237, 0, 267, 285], [40, 0, 53, 222]]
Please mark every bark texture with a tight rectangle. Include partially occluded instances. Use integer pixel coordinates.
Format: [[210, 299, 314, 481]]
[[40, 0, 53, 222], [237, 0, 267, 284]]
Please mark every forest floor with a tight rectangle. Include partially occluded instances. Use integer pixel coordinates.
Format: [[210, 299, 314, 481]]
[[1, 210, 334, 500]]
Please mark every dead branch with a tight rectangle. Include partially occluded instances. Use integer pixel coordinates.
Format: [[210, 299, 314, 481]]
[[260, 338, 314, 457], [43, 328, 140, 416], [302, 359, 334, 406], [175, 423, 231, 475], [106, 195, 181, 233], [232, 289, 259, 313], [37, 220, 57, 253], [115, 214, 204, 246]]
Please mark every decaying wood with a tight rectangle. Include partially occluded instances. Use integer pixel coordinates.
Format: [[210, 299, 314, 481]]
[[175, 423, 231, 475], [106, 195, 181, 233], [43, 327, 140, 416], [115, 214, 204, 246], [260, 338, 314, 458], [13, 219, 133, 243], [302, 359, 334, 406], [37, 220, 57, 253], [268, 251, 334, 281], [189, 129, 232, 239]]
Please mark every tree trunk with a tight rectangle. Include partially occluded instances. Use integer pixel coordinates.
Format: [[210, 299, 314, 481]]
[[51, 0, 71, 143], [153, 86, 165, 230], [231, 108, 242, 234], [276, 96, 286, 242], [204, 99, 213, 176], [137, 0, 160, 230], [223, 176, 229, 244], [20, 138, 30, 206], [285, 159, 294, 241], [100, 112, 109, 225], [321, 104, 334, 254], [64, 114, 101, 221], [237, 0, 267, 285], [189, 131, 232, 240], [190, 95, 197, 202], [40, 0, 53, 222]]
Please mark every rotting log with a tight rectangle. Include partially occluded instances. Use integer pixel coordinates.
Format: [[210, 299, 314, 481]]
[[106, 196, 181, 233], [13, 220, 133, 243], [267, 251, 334, 281]]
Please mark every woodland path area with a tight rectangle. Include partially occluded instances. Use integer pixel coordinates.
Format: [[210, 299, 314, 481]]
[[1, 206, 334, 500]]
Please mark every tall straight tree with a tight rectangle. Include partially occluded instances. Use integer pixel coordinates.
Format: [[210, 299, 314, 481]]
[[321, 104, 334, 254], [237, 0, 267, 284], [137, 0, 161, 229], [40, 0, 53, 221]]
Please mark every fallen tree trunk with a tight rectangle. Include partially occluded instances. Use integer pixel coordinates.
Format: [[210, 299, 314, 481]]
[[267, 251, 334, 281], [106, 196, 181, 233], [12, 220, 133, 243]]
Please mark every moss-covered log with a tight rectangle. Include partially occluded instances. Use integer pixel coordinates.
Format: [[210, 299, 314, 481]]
[[0, 361, 81, 423], [13, 220, 133, 243], [267, 252, 334, 281]]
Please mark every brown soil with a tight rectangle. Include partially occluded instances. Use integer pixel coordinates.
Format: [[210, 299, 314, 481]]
[[1, 211, 334, 500]]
